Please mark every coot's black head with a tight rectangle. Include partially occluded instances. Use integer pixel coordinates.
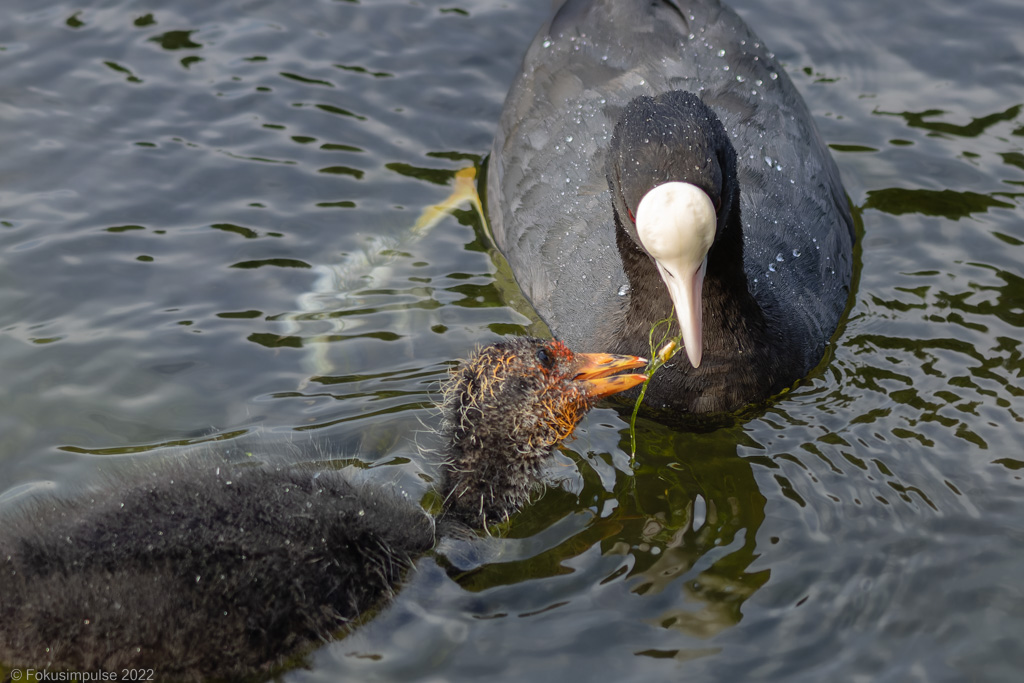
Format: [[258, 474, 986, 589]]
[[606, 90, 739, 241], [605, 91, 740, 368]]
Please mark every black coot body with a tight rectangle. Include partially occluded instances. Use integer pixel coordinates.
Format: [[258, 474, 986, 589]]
[[488, 0, 854, 415]]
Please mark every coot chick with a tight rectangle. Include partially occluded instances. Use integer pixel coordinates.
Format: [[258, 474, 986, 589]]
[[0, 337, 645, 681], [487, 0, 855, 415]]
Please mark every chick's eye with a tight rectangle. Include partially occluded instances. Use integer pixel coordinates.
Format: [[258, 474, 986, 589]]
[[536, 347, 553, 368]]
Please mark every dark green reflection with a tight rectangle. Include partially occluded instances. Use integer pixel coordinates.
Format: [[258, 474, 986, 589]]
[[448, 421, 767, 638], [427, 151, 482, 164], [386, 154, 483, 187], [334, 64, 394, 79], [311, 103, 367, 121], [445, 281, 507, 308], [875, 104, 1021, 138], [231, 258, 312, 269], [830, 144, 878, 153], [217, 310, 263, 319], [280, 72, 334, 88], [321, 143, 363, 152], [842, 312, 1024, 456], [993, 457, 1024, 471], [386, 162, 452, 186], [863, 188, 1013, 219], [1000, 152, 1024, 173], [211, 223, 268, 239], [246, 330, 401, 350], [104, 61, 142, 84], [318, 165, 365, 179], [149, 30, 202, 51]]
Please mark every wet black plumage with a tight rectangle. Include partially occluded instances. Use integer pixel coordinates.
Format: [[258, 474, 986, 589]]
[[488, 0, 855, 416]]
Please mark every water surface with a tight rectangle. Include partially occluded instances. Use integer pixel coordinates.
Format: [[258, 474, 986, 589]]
[[1, 0, 1022, 681]]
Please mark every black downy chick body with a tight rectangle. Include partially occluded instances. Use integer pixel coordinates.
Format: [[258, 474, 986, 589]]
[[0, 337, 645, 681]]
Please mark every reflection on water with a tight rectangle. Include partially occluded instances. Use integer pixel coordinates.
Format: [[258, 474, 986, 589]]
[[447, 422, 769, 644], [2, 0, 1024, 681]]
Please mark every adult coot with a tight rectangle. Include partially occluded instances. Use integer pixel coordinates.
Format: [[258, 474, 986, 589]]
[[0, 337, 645, 680], [487, 0, 854, 415]]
